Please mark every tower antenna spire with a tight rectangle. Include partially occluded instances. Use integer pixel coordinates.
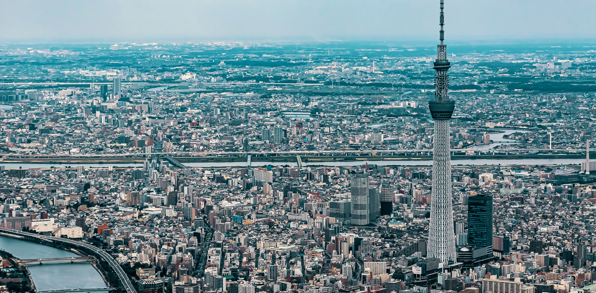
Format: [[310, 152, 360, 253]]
[[440, 0, 445, 45]]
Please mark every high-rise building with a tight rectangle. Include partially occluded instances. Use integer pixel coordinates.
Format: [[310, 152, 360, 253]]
[[262, 128, 271, 142], [342, 263, 353, 279], [380, 187, 393, 216], [243, 138, 249, 152], [273, 127, 283, 144], [329, 200, 351, 222], [214, 276, 226, 292], [113, 76, 121, 96], [427, 0, 457, 265], [493, 236, 511, 256], [529, 240, 544, 254], [574, 244, 587, 268], [364, 262, 387, 276], [100, 84, 108, 101], [468, 194, 493, 249], [368, 186, 380, 221], [267, 264, 279, 281], [351, 174, 369, 226]]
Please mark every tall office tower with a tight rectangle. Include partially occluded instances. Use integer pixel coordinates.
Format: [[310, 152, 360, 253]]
[[262, 129, 271, 142], [351, 174, 369, 226], [273, 127, 283, 144], [113, 76, 121, 96], [267, 264, 279, 281], [342, 263, 353, 280], [427, 0, 457, 265], [380, 187, 393, 216], [467, 194, 493, 250], [368, 186, 380, 221], [575, 244, 587, 268], [100, 84, 108, 101]]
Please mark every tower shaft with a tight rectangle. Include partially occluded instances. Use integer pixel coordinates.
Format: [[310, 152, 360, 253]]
[[428, 0, 457, 266], [428, 120, 457, 264]]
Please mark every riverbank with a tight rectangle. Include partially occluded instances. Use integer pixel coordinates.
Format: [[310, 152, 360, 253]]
[[0, 250, 34, 292], [1, 152, 593, 165], [0, 235, 109, 292]]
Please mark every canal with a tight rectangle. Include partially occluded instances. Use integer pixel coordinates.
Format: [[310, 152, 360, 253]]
[[0, 236, 108, 292]]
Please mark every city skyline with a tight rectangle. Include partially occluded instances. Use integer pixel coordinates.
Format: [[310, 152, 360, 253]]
[[2, 1, 596, 293]]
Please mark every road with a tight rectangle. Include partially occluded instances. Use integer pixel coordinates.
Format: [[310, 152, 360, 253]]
[[0, 148, 593, 166], [0, 148, 591, 159], [196, 226, 214, 278]]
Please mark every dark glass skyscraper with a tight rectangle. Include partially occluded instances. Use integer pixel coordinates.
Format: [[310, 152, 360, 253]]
[[467, 194, 493, 249]]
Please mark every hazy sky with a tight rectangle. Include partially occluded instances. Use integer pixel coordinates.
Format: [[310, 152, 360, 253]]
[[1, 0, 595, 43]]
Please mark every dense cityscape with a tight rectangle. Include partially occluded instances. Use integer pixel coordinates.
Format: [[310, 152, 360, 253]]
[[3, 2, 596, 293]]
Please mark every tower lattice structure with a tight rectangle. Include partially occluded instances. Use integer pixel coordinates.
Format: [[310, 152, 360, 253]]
[[427, 0, 457, 266]]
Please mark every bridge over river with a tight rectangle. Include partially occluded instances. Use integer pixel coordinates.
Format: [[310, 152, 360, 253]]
[[20, 256, 93, 265], [37, 288, 114, 293]]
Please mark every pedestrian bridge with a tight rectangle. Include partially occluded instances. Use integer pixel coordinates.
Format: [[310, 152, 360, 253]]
[[20, 256, 92, 265]]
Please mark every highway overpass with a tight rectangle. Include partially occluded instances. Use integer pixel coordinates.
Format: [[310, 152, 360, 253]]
[[0, 148, 592, 162]]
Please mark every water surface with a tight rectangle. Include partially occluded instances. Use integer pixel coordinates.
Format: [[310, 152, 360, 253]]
[[0, 236, 108, 292]]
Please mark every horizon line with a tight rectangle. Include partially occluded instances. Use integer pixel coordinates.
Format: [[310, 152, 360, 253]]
[[3, 37, 596, 46]]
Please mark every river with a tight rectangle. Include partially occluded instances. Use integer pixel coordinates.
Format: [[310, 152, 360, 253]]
[[0, 157, 586, 169], [0, 236, 108, 292], [466, 129, 531, 150]]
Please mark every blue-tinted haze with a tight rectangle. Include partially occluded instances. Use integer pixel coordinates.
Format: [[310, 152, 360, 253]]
[[0, 0, 595, 43]]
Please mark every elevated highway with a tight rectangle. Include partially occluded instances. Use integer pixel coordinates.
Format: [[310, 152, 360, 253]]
[[0, 148, 592, 163]]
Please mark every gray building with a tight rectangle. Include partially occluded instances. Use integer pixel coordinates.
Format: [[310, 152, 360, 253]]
[[173, 282, 199, 293], [329, 200, 351, 222], [113, 76, 121, 96], [262, 128, 270, 142], [273, 127, 283, 144], [369, 186, 380, 221], [351, 174, 369, 226], [267, 264, 279, 281]]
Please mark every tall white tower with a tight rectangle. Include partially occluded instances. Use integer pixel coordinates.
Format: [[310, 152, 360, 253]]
[[549, 132, 552, 150], [427, 0, 457, 265], [587, 139, 590, 175]]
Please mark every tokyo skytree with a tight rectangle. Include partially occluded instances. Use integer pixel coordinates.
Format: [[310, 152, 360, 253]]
[[427, 0, 457, 265]]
